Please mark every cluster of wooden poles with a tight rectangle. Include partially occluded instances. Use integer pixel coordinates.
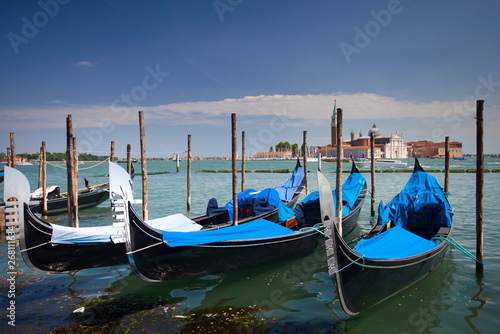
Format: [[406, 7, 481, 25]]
[[3, 101, 486, 276]]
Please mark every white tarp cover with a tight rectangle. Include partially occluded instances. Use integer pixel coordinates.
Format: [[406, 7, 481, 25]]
[[51, 224, 115, 245], [145, 214, 202, 232], [30, 186, 59, 199]]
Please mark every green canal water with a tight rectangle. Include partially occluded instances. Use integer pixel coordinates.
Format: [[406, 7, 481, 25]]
[[1, 158, 499, 333]]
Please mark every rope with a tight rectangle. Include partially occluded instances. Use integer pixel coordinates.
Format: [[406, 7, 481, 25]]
[[46, 161, 68, 169], [332, 255, 365, 274], [299, 223, 328, 237], [125, 241, 164, 255], [77, 158, 110, 170], [346, 233, 366, 245], [366, 191, 376, 202], [45, 158, 110, 170], [431, 234, 484, 265], [21, 241, 51, 252]]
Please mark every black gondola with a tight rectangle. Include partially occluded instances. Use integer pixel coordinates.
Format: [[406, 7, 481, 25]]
[[3, 160, 305, 273], [320, 158, 453, 315], [125, 161, 366, 282], [28, 182, 110, 215]]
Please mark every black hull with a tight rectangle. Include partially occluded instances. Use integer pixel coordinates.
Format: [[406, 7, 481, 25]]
[[21, 204, 127, 272], [331, 224, 451, 315], [19, 169, 304, 273], [328, 159, 453, 315], [126, 184, 365, 282], [29, 185, 109, 216]]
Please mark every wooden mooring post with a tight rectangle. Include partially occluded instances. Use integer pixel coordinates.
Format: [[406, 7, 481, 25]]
[[176, 154, 180, 173], [476, 100, 484, 275], [10, 133, 15, 168], [66, 115, 74, 226], [241, 131, 246, 192], [303, 131, 308, 195], [370, 132, 376, 216], [110, 141, 115, 162], [444, 136, 450, 197], [336, 108, 343, 236], [231, 113, 238, 225], [187, 134, 192, 212], [139, 111, 148, 221], [7, 147, 11, 167], [127, 144, 132, 175], [38, 146, 43, 188]]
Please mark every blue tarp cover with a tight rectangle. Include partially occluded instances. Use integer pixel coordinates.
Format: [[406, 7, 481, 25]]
[[225, 188, 295, 222], [354, 226, 439, 259], [377, 171, 453, 228], [275, 166, 305, 202], [299, 172, 365, 216], [161, 219, 295, 247], [300, 172, 365, 207]]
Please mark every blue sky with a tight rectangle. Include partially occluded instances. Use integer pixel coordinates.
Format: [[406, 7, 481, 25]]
[[1, 0, 499, 158]]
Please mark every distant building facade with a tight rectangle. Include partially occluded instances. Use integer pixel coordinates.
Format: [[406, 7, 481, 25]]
[[320, 111, 408, 159], [407, 141, 463, 158], [252, 151, 293, 160]]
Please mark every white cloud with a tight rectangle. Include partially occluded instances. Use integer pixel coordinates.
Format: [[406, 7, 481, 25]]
[[0, 93, 497, 131], [75, 61, 97, 68]]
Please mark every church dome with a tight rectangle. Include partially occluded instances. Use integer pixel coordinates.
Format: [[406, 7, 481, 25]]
[[368, 123, 381, 137]]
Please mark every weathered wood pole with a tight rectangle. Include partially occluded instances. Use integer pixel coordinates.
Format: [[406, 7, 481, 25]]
[[444, 136, 450, 197], [176, 154, 180, 173], [38, 146, 43, 188], [66, 115, 74, 226], [10, 133, 15, 168], [231, 113, 238, 225], [42, 141, 47, 216], [139, 111, 148, 221], [241, 131, 246, 192], [370, 132, 376, 216], [110, 141, 115, 162], [187, 134, 192, 212], [7, 147, 11, 167], [476, 100, 484, 275], [127, 144, 132, 175], [72, 136, 79, 227], [336, 108, 343, 236], [318, 152, 322, 172], [303, 131, 308, 195]]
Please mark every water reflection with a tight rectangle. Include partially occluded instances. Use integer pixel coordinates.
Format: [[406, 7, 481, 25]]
[[464, 279, 490, 333], [342, 253, 458, 333]]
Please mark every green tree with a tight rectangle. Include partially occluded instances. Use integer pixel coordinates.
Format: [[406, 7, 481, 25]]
[[291, 143, 299, 157], [275, 141, 291, 152]]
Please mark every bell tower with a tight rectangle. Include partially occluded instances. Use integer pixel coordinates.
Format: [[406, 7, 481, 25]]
[[331, 103, 337, 147]]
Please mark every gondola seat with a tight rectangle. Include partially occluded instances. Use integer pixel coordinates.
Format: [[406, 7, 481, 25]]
[[354, 226, 439, 259]]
